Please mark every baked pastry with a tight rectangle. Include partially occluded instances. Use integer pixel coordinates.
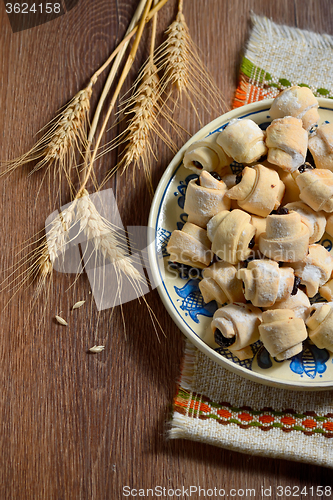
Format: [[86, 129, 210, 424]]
[[308, 122, 333, 171], [280, 170, 301, 204], [284, 201, 326, 244], [265, 289, 311, 322], [265, 117, 308, 172], [291, 244, 333, 297], [199, 261, 245, 305], [207, 209, 256, 264], [259, 309, 307, 360], [262, 161, 300, 204], [226, 164, 285, 217], [211, 302, 261, 360], [306, 302, 333, 352], [236, 260, 294, 307], [259, 210, 309, 262], [184, 170, 231, 228], [183, 133, 231, 175], [296, 168, 333, 212], [319, 279, 333, 301], [166, 222, 211, 269], [326, 214, 333, 237], [269, 86, 319, 131], [251, 215, 266, 252], [216, 118, 267, 164]]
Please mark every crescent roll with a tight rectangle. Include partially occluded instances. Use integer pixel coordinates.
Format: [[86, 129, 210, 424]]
[[306, 302, 333, 352], [211, 302, 261, 360], [308, 122, 333, 171], [199, 261, 245, 305], [280, 170, 301, 204], [265, 289, 311, 322], [184, 170, 231, 228], [325, 214, 333, 238], [226, 164, 285, 217], [236, 260, 294, 307], [284, 201, 326, 244], [290, 244, 333, 297], [207, 209, 256, 264], [265, 117, 308, 173], [319, 279, 333, 301], [251, 215, 267, 252], [166, 222, 212, 269], [183, 132, 231, 175], [259, 211, 310, 262], [296, 168, 333, 212], [259, 309, 307, 361], [216, 118, 267, 164], [269, 86, 319, 131]]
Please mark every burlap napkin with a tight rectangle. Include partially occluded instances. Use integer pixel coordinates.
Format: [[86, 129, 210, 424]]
[[169, 14, 333, 468]]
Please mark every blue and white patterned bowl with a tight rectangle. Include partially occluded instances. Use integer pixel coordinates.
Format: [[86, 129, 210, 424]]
[[148, 98, 333, 390]]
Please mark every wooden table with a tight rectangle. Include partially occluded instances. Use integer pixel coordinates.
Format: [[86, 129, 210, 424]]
[[1, 0, 333, 498]]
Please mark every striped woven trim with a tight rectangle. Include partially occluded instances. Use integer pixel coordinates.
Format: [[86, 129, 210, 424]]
[[233, 57, 333, 108], [174, 387, 333, 438]]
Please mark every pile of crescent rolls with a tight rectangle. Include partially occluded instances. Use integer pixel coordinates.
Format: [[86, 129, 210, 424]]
[[167, 86, 333, 362]]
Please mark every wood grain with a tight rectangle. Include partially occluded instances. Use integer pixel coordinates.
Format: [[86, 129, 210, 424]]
[[0, 0, 333, 498]]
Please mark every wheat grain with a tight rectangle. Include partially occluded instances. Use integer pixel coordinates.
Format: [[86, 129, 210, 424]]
[[89, 345, 105, 353], [55, 315, 68, 326], [72, 300, 86, 310]]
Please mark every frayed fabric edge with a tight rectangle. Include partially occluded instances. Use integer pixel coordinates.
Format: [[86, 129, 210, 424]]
[[178, 341, 198, 391], [248, 13, 333, 56], [168, 413, 333, 469]]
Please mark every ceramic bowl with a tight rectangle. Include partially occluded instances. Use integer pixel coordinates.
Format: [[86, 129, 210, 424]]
[[148, 98, 333, 390]]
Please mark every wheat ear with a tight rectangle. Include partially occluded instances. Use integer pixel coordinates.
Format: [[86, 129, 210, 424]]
[[99, 1, 178, 194], [76, 191, 141, 276], [102, 61, 160, 195], [76, 0, 154, 198], [0, 199, 77, 308], [75, 190, 163, 337], [1, 84, 92, 196], [154, 0, 226, 117]]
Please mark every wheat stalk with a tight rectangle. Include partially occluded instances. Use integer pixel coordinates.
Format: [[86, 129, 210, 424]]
[[99, 0, 179, 195], [74, 190, 147, 319], [75, 190, 163, 337], [76, 190, 142, 279], [2, 84, 92, 197], [119, 62, 160, 195], [76, 0, 154, 198], [1, 0, 171, 196], [0, 198, 78, 310], [101, 61, 161, 195], [154, 0, 226, 117]]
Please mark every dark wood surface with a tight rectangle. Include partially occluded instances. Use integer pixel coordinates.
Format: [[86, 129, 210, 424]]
[[1, 1, 333, 498]]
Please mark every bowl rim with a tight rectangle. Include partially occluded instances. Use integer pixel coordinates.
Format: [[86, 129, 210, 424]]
[[148, 97, 333, 391]]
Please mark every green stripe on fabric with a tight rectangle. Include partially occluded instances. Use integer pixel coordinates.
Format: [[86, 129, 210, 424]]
[[240, 57, 271, 82]]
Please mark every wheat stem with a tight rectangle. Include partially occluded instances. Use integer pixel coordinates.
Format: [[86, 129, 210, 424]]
[[77, 0, 154, 198], [150, 0, 158, 58], [87, 0, 148, 149], [89, 0, 169, 84], [178, 0, 183, 13]]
